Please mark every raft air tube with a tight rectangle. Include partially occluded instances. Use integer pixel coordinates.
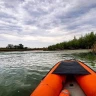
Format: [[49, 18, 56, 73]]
[[30, 62, 66, 96], [75, 61, 96, 96]]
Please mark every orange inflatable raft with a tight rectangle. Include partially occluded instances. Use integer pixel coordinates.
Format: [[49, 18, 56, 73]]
[[30, 60, 96, 96]]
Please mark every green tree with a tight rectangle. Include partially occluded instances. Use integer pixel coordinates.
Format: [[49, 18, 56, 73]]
[[6, 44, 14, 49], [48, 32, 96, 50], [18, 44, 24, 49]]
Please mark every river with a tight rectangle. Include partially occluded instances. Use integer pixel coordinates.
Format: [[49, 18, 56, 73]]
[[0, 50, 96, 96]]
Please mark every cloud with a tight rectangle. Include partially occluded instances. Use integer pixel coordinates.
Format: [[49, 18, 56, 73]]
[[0, 0, 96, 47]]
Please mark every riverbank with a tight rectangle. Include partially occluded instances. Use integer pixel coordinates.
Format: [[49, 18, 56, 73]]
[[0, 48, 43, 52], [0, 48, 91, 52]]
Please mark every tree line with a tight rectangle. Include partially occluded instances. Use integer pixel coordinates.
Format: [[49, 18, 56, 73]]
[[6, 44, 27, 49], [48, 32, 96, 50], [5, 44, 47, 50]]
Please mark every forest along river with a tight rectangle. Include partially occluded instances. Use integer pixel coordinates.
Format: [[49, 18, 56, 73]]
[[0, 50, 96, 96]]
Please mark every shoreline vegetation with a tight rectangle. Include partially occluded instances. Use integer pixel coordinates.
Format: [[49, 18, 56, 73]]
[[0, 44, 47, 52], [0, 48, 44, 52], [92, 42, 96, 54], [0, 47, 47, 52], [0, 32, 96, 54], [73, 52, 96, 65], [48, 32, 96, 54]]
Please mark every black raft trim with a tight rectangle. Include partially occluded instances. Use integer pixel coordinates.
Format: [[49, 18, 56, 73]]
[[52, 61, 90, 75]]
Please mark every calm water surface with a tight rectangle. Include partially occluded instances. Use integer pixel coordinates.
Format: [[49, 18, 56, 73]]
[[0, 50, 96, 96]]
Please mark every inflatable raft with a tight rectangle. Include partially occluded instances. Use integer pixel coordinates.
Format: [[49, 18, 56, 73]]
[[30, 60, 96, 96]]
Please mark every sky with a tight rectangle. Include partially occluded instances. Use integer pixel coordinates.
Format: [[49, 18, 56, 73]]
[[0, 0, 96, 48]]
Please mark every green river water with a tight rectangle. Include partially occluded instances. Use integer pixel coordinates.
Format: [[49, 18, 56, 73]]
[[0, 50, 96, 96]]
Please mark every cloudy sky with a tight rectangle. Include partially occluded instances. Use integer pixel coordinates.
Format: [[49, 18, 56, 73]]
[[0, 0, 96, 48]]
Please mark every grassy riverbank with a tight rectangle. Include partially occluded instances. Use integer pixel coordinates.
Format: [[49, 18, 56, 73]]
[[73, 52, 96, 67], [74, 52, 96, 60], [0, 48, 31, 52], [0, 48, 44, 52]]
